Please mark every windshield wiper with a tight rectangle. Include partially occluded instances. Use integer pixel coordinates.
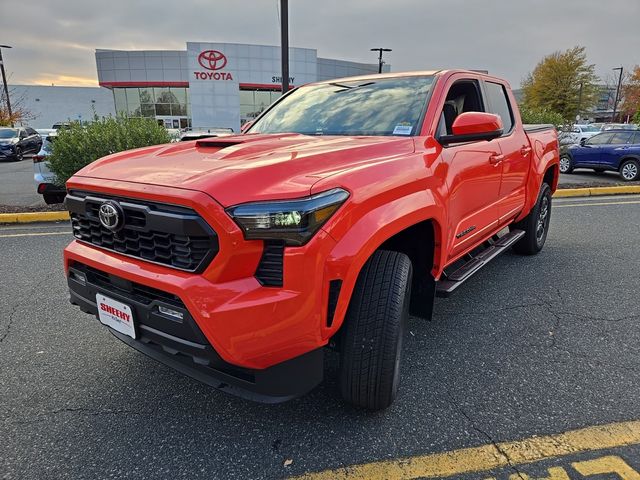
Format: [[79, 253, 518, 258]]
[[329, 81, 376, 91]]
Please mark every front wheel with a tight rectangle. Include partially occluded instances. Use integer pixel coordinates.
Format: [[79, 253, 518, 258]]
[[14, 147, 23, 162], [559, 155, 573, 174], [619, 159, 639, 181], [511, 183, 552, 255], [339, 250, 412, 410]]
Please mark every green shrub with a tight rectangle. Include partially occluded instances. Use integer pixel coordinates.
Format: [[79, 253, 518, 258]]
[[48, 116, 171, 186], [519, 106, 565, 128]]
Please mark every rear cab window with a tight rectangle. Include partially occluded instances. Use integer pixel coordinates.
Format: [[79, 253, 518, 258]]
[[483, 81, 514, 134]]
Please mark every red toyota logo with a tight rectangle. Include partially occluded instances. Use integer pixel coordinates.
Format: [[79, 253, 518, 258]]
[[198, 50, 228, 71]]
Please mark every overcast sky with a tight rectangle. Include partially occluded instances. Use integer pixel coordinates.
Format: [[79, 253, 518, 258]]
[[1, 0, 638, 88]]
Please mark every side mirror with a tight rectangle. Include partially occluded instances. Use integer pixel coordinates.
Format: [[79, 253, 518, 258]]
[[579, 138, 586, 146], [438, 112, 503, 145]]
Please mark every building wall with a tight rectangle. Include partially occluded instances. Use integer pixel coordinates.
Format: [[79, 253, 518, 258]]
[[9, 85, 115, 129], [95, 49, 188, 84], [94, 43, 388, 131], [317, 58, 389, 80]]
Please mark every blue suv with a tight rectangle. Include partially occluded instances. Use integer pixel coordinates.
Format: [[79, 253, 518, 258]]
[[561, 129, 640, 181]]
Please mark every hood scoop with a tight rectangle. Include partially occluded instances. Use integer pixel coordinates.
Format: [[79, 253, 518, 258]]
[[195, 138, 245, 149]]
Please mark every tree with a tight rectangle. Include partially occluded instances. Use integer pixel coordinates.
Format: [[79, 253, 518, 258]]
[[519, 105, 564, 128], [621, 65, 640, 121], [0, 86, 35, 126], [522, 46, 599, 122]]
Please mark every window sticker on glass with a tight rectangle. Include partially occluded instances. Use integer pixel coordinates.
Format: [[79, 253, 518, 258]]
[[393, 124, 413, 135]]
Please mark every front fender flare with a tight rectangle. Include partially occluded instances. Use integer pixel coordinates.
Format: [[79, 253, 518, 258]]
[[321, 190, 445, 339]]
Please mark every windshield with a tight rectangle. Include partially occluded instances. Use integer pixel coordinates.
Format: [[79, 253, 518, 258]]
[[249, 76, 435, 136], [0, 129, 18, 139]]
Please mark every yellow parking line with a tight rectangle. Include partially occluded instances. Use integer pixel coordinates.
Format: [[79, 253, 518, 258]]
[[0, 231, 70, 238], [555, 200, 640, 208], [291, 420, 640, 480]]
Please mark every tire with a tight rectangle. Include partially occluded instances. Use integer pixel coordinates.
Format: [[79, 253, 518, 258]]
[[511, 182, 552, 255], [339, 250, 412, 410], [619, 159, 640, 181], [559, 155, 573, 174], [14, 147, 23, 162], [593, 168, 605, 173]]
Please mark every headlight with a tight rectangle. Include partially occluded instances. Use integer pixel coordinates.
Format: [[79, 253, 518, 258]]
[[226, 188, 349, 246]]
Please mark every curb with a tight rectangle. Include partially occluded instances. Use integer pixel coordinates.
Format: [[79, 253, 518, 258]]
[[1, 185, 639, 224], [553, 185, 640, 198], [0, 211, 70, 224]]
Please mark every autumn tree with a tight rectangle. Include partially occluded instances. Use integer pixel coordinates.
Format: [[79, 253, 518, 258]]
[[621, 65, 640, 121], [522, 46, 599, 122], [0, 86, 35, 126]]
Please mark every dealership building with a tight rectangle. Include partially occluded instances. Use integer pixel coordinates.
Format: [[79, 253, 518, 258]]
[[95, 41, 389, 132]]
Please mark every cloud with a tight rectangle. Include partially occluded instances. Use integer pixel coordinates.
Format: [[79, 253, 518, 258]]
[[1, 0, 639, 87]]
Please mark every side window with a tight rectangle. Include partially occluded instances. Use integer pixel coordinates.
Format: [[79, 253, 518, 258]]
[[632, 132, 640, 144], [19, 129, 27, 139], [26, 128, 37, 136], [587, 133, 613, 145], [484, 81, 514, 134], [436, 79, 485, 137], [609, 132, 633, 144]]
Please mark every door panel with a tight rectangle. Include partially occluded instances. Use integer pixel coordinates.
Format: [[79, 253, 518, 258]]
[[442, 142, 502, 260], [600, 132, 634, 168], [495, 132, 530, 221]]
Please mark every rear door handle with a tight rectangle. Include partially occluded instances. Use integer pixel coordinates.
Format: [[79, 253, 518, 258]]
[[489, 154, 504, 165], [520, 146, 532, 156]]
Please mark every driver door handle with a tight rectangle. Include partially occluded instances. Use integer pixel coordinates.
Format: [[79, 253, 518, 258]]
[[489, 153, 504, 165]]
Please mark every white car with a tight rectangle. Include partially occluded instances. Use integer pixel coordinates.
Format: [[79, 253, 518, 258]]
[[558, 124, 601, 145], [33, 131, 65, 204]]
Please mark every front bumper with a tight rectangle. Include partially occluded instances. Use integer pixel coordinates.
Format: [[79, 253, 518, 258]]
[[0, 148, 17, 160], [67, 261, 323, 403]]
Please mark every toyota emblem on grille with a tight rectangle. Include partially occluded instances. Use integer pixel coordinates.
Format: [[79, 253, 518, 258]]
[[98, 201, 124, 231]]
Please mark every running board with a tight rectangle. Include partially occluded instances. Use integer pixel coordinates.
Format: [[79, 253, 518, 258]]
[[436, 229, 525, 298]]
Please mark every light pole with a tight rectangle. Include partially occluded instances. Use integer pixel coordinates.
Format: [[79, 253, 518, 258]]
[[0, 44, 13, 127], [370, 48, 391, 74], [280, 0, 289, 94], [612, 66, 623, 123]]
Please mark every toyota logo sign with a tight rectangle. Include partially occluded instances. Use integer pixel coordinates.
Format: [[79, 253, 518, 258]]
[[98, 201, 124, 232], [198, 50, 228, 71]]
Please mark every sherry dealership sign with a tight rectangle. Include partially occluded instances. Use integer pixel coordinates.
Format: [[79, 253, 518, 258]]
[[194, 50, 233, 80]]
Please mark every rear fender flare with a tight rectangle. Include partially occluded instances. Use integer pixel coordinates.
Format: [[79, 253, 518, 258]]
[[519, 137, 559, 221]]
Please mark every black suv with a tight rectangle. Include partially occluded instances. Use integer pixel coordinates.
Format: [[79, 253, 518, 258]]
[[0, 127, 43, 161]]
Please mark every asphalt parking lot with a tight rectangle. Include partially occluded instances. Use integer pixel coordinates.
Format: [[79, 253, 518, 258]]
[[1, 194, 640, 479]]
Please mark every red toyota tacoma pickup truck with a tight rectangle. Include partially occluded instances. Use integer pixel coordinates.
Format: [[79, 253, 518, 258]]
[[64, 70, 559, 410]]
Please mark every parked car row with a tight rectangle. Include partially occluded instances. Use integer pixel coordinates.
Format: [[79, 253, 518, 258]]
[[560, 129, 640, 181]]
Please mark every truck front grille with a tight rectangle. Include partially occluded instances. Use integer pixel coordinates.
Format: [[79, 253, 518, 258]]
[[66, 191, 218, 272]]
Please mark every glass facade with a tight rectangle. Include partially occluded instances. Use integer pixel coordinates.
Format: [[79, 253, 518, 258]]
[[112, 87, 191, 123], [112, 86, 280, 128], [240, 89, 281, 124]]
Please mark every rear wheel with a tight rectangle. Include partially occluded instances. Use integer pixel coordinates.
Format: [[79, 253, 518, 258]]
[[339, 250, 412, 410], [619, 159, 639, 181], [511, 183, 552, 255], [559, 155, 573, 174]]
